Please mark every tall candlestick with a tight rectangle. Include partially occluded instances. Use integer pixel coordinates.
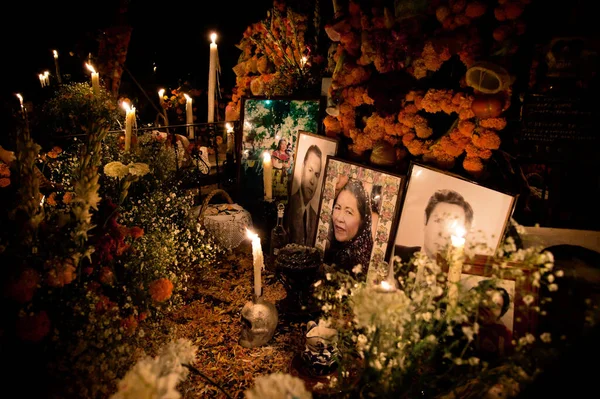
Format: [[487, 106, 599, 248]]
[[208, 32, 218, 123], [122, 102, 136, 152], [184, 93, 194, 139], [247, 229, 264, 297], [447, 226, 466, 309], [86, 63, 100, 95], [263, 151, 273, 201], [53, 50, 62, 84]]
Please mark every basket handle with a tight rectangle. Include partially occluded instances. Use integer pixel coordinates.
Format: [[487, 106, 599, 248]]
[[199, 189, 234, 220]]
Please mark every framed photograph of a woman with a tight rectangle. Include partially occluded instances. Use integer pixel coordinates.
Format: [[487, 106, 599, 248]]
[[315, 157, 404, 273], [287, 132, 339, 246], [392, 163, 516, 264]]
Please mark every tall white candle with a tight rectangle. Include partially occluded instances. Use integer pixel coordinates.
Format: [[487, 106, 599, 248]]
[[39, 73, 45, 87], [447, 226, 466, 309], [208, 32, 218, 123], [53, 50, 62, 84], [158, 88, 165, 107], [44, 71, 50, 86], [86, 63, 100, 95], [184, 93, 194, 139], [263, 151, 273, 200], [122, 102, 136, 152], [247, 229, 264, 297], [16, 93, 24, 111], [226, 122, 234, 153]]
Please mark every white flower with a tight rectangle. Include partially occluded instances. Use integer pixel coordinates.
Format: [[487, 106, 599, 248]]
[[555, 270, 564, 277], [244, 372, 312, 399], [540, 332, 552, 343], [461, 326, 475, 342], [547, 274, 555, 283], [523, 295, 535, 306], [104, 161, 129, 178], [352, 264, 363, 274], [548, 283, 558, 292], [128, 162, 150, 176]]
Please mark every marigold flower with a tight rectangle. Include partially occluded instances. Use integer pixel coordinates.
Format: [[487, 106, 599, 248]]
[[504, 3, 524, 20], [46, 258, 77, 288], [458, 120, 476, 136], [402, 133, 416, 146], [324, 115, 342, 137], [129, 226, 144, 239], [463, 156, 485, 176], [433, 152, 456, 169], [479, 117, 507, 130], [415, 122, 433, 139], [472, 129, 501, 150], [149, 278, 174, 302], [440, 136, 465, 157], [465, 2, 486, 18], [46, 192, 57, 206], [466, 144, 493, 159], [0, 177, 10, 188], [17, 311, 51, 342], [99, 266, 115, 285], [406, 139, 429, 156], [62, 191, 74, 204], [0, 162, 10, 177], [7, 268, 41, 303], [459, 108, 475, 120], [494, 7, 506, 21]]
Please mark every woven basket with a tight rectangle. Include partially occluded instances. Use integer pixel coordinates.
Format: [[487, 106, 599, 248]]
[[199, 189, 252, 250]]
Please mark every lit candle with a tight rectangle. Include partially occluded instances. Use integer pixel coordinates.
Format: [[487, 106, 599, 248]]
[[447, 226, 466, 308], [39, 73, 45, 87], [53, 50, 62, 84], [158, 88, 165, 108], [208, 32, 217, 123], [16, 93, 24, 111], [246, 229, 264, 297], [226, 122, 234, 153], [263, 151, 273, 201], [184, 93, 194, 139], [44, 71, 50, 86], [122, 101, 136, 152], [86, 63, 100, 95]]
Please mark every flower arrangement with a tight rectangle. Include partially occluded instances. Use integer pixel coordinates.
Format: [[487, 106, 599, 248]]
[[225, 0, 322, 122], [158, 84, 202, 126], [309, 220, 592, 398], [319, 0, 532, 178]]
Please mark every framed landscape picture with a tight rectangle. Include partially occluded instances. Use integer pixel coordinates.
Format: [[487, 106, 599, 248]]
[[392, 163, 517, 264], [287, 131, 339, 247], [315, 157, 404, 273]]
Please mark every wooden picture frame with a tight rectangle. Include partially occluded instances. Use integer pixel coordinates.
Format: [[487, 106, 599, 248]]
[[287, 131, 339, 247], [392, 162, 517, 263], [315, 156, 405, 273]]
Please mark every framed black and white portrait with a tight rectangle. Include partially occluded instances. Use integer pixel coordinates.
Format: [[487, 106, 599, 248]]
[[393, 163, 516, 264], [287, 131, 339, 247], [315, 157, 404, 273]]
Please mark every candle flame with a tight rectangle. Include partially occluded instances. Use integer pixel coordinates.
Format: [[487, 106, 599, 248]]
[[262, 151, 271, 163], [226, 123, 234, 133], [121, 101, 131, 112], [44, 71, 49, 77], [300, 56, 308, 67], [210, 32, 217, 44], [380, 280, 392, 290], [85, 63, 96, 74], [40, 195, 45, 207], [183, 93, 191, 102], [158, 88, 165, 97], [246, 228, 259, 242], [53, 50, 58, 58], [16, 93, 23, 104]]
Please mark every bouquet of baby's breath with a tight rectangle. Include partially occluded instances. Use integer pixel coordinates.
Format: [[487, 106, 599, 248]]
[[313, 222, 576, 398]]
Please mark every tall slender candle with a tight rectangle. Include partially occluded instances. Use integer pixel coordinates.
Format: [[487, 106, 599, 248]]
[[122, 102, 136, 152], [447, 226, 466, 309], [39, 73, 45, 88], [184, 93, 194, 139], [208, 32, 218, 123], [44, 71, 50, 86], [53, 50, 62, 84], [158, 88, 165, 108], [16, 93, 24, 111], [246, 229, 264, 297], [86, 63, 100, 95], [226, 122, 234, 153], [263, 151, 273, 201]]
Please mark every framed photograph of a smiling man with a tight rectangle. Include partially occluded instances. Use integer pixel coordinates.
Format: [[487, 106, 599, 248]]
[[315, 157, 404, 273], [392, 163, 517, 264]]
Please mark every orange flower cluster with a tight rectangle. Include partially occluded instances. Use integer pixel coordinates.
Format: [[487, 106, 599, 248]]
[[411, 42, 452, 79], [149, 278, 174, 302], [46, 146, 63, 159], [45, 257, 77, 288], [332, 62, 371, 89], [0, 161, 11, 188], [436, 1, 487, 31], [493, 0, 530, 52], [352, 113, 399, 154], [340, 85, 374, 107]]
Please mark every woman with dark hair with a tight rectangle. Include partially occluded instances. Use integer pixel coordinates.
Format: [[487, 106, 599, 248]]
[[324, 179, 373, 273], [271, 138, 291, 198]]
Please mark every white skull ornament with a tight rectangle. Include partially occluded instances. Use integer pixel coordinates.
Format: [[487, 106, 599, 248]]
[[239, 297, 278, 348]]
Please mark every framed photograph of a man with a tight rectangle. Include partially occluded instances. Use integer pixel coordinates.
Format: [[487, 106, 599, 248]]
[[315, 157, 404, 273], [393, 163, 516, 264], [287, 132, 339, 246]]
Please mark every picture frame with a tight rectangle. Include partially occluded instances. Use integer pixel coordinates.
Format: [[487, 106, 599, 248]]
[[459, 255, 538, 357], [392, 162, 517, 264], [238, 97, 324, 200], [315, 157, 405, 272], [287, 131, 339, 247]]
